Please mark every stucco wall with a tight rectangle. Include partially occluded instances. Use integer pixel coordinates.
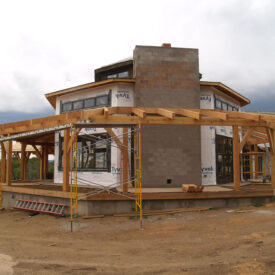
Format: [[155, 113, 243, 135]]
[[200, 86, 241, 185], [54, 83, 134, 186]]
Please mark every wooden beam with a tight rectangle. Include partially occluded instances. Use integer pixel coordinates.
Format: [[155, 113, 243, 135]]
[[132, 108, 146, 119], [63, 129, 70, 192], [233, 126, 240, 191], [104, 128, 124, 150], [6, 140, 12, 186], [157, 108, 175, 119], [32, 145, 42, 160], [199, 109, 227, 120], [1, 107, 274, 137], [0, 142, 6, 183], [14, 152, 20, 161], [239, 128, 253, 152], [228, 111, 260, 121], [174, 109, 201, 120], [122, 128, 129, 193], [103, 107, 109, 118], [267, 128, 274, 154]]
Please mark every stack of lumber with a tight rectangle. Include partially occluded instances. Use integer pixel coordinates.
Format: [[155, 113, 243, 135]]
[[182, 184, 204, 193]]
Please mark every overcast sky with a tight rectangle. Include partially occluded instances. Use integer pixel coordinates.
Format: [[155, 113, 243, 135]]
[[0, 0, 274, 122]]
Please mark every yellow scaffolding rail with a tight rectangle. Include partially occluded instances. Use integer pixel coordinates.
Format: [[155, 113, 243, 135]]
[[240, 152, 266, 180], [70, 123, 78, 231], [134, 121, 143, 229]]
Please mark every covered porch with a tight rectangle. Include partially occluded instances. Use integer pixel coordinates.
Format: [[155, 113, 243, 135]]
[[0, 107, 275, 208]]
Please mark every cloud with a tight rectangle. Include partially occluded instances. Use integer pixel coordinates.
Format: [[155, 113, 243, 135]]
[[0, 0, 274, 115]]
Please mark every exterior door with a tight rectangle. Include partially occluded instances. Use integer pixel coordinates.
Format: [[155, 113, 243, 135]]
[[216, 134, 233, 184]]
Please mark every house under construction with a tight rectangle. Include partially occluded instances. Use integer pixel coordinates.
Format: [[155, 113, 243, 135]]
[[0, 44, 274, 218]]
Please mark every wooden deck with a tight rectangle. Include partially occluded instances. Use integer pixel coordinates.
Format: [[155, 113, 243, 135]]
[[2, 180, 274, 201]]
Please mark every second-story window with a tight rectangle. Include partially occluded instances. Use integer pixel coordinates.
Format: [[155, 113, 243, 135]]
[[107, 71, 129, 79], [61, 92, 111, 113]]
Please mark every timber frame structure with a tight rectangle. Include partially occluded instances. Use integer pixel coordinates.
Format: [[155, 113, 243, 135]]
[[0, 106, 275, 195]]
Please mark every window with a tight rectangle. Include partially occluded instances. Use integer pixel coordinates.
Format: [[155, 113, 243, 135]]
[[60, 92, 110, 114], [215, 98, 222, 109], [62, 102, 72, 112], [96, 95, 108, 106], [222, 102, 228, 110], [106, 70, 129, 79], [228, 105, 233, 111], [73, 100, 83, 110], [118, 71, 129, 78], [59, 133, 110, 171], [84, 98, 95, 108]]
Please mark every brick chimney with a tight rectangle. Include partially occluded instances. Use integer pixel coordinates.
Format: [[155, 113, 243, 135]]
[[161, 43, 171, 48]]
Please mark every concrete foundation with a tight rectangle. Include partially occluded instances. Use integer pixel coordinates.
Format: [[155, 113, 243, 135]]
[[3, 191, 274, 216]]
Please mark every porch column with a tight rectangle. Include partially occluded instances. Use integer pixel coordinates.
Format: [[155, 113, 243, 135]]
[[254, 145, 259, 179], [63, 129, 70, 192], [233, 126, 240, 191], [6, 140, 12, 186], [122, 127, 129, 193], [20, 142, 26, 181], [0, 142, 6, 183], [249, 145, 253, 180], [43, 144, 48, 179]]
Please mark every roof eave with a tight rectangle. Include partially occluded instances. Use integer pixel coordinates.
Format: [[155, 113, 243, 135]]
[[200, 81, 250, 107]]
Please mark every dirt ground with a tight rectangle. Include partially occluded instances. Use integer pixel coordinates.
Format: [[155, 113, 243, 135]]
[[0, 202, 275, 275]]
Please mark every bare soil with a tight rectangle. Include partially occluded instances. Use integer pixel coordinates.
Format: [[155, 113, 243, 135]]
[[0, 202, 275, 274]]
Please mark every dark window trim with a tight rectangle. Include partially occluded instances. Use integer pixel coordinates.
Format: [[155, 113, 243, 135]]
[[58, 133, 111, 172], [214, 96, 239, 112], [60, 91, 111, 114]]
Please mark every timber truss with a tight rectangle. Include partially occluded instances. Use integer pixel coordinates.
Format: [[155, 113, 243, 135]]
[[0, 107, 275, 193]]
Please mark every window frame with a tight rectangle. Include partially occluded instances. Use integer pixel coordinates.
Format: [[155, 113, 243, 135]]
[[60, 91, 111, 114], [58, 133, 111, 172]]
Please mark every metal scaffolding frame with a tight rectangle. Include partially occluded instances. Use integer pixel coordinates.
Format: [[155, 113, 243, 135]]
[[69, 122, 143, 229]]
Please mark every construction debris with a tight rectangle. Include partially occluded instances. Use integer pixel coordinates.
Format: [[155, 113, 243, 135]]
[[182, 184, 204, 193]]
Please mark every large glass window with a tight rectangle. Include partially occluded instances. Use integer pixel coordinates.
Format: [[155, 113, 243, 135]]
[[59, 133, 110, 171]]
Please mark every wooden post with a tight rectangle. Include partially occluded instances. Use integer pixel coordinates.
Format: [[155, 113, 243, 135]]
[[249, 145, 253, 180], [63, 129, 70, 192], [254, 144, 258, 179], [122, 127, 129, 193], [0, 142, 6, 183], [6, 140, 12, 186], [233, 126, 240, 191], [20, 142, 26, 181], [43, 144, 48, 179], [40, 157, 43, 180]]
